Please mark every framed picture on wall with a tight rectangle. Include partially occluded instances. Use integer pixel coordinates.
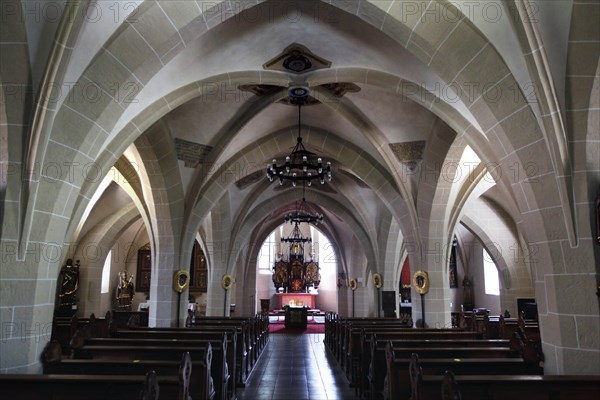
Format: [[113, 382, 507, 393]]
[[449, 238, 458, 288], [136, 244, 151, 293]]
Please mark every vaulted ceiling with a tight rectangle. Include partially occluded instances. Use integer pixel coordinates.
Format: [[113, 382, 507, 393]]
[[5, 0, 582, 274]]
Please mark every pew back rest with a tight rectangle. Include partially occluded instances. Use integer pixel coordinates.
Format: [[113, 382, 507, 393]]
[[140, 370, 159, 400]]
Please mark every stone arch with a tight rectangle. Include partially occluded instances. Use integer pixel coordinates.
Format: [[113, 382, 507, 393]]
[[231, 190, 376, 277], [231, 194, 354, 316], [460, 216, 513, 291], [179, 125, 407, 266], [91, 66, 495, 273], [459, 212, 535, 316], [129, 121, 186, 326], [50, 62, 491, 277], [17, 0, 98, 259], [227, 169, 393, 272], [72, 203, 141, 316], [0, 0, 32, 243], [28, 0, 512, 266], [352, 1, 578, 263], [16, 0, 589, 368], [30, 1, 560, 274]]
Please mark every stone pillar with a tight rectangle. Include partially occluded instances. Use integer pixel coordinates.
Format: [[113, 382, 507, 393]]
[[148, 250, 179, 327], [0, 243, 60, 373]]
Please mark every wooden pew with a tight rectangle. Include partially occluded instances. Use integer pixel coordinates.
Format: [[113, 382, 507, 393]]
[[335, 319, 423, 374], [0, 374, 178, 400], [0, 352, 194, 400], [45, 341, 215, 400], [486, 315, 501, 339], [186, 314, 269, 374], [507, 311, 543, 368], [51, 314, 90, 354], [71, 336, 229, 400], [51, 311, 114, 354], [322, 313, 482, 396], [385, 347, 542, 400], [334, 318, 412, 352], [118, 324, 245, 391], [355, 329, 484, 397], [422, 371, 600, 400], [85, 334, 231, 397], [500, 315, 519, 339], [370, 341, 519, 400], [110, 310, 149, 329], [186, 319, 254, 378], [398, 347, 597, 400], [185, 317, 255, 365], [326, 313, 550, 400], [324, 312, 338, 353], [357, 328, 483, 374], [361, 335, 509, 397], [117, 313, 261, 377]]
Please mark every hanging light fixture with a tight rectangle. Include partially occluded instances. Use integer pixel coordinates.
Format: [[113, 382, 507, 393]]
[[284, 198, 324, 225], [266, 87, 332, 187], [280, 221, 312, 258]]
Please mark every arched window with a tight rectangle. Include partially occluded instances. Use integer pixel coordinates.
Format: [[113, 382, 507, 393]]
[[258, 231, 277, 274], [101, 250, 112, 294], [483, 249, 500, 295]]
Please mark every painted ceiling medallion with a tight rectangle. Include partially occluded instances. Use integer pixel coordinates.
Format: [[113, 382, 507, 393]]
[[283, 53, 312, 72], [288, 86, 310, 98], [263, 43, 332, 74]]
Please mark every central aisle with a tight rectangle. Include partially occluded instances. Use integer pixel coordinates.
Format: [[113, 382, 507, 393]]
[[237, 333, 358, 400]]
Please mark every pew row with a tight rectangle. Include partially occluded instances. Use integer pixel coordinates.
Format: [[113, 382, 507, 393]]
[[384, 346, 541, 400], [0, 352, 195, 400], [44, 341, 215, 400], [116, 325, 245, 391], [423, 371, 600, 400], [69, 335, 229, 400]]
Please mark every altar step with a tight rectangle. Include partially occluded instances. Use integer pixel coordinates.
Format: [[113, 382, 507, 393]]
[[268, 315, 325, 324], [268, 308, 326, 324]]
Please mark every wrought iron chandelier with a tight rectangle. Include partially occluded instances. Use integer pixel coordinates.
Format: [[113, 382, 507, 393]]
[[280, 221, 312, 258], [266, 88, 332, 187], [284, 197, 323, 225]]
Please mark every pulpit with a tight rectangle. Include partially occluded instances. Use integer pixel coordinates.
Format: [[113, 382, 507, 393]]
[[285, 307, 307, 329], [260, 299, 270, 314]]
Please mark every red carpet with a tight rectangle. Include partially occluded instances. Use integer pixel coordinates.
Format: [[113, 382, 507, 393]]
[[269, 323, 325, 334]]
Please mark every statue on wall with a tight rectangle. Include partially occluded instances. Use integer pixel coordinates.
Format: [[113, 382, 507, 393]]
[[117, 271, 135, 310], [58, 259, 80, 310], [462, 276, 474, 311]]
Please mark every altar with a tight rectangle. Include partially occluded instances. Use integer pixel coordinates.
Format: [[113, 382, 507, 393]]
[[276, 293, 317, 309], [285, 306, 308, 329]]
